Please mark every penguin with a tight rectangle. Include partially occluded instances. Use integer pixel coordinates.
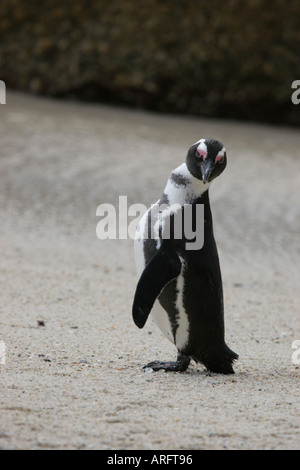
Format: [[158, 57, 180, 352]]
[[132, 138, 238, 374]]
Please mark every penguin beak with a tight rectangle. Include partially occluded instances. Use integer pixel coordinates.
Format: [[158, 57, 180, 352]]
[[200, 161, 213, 184]]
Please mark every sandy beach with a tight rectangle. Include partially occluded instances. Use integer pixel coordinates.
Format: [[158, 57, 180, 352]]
[[0, 91, 299, 450]]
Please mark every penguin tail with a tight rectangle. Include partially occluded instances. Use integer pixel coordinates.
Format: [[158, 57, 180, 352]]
[[202, 344, 239, 375]]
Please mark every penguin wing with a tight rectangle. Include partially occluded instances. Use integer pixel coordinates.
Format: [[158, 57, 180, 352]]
[[132, 239, 182, 329]]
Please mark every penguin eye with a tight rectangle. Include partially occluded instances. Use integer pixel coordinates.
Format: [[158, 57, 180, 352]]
[[215, 155, 225, 164], [196, 150, 207, 161]]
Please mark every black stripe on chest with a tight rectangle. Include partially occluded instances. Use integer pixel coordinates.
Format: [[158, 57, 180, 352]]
[[170, 173, 189, 187]]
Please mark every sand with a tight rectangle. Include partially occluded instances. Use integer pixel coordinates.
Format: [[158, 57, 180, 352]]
[[0, 91, 299, 450]]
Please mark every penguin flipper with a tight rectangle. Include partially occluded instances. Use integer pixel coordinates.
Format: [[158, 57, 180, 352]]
[[132, 240, 181, 329]]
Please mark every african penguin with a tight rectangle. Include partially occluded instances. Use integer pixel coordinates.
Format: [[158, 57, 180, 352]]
[[133, 138, 238, 374]]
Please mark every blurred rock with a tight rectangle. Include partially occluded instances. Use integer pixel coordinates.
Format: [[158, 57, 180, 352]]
[[0, 0, 299, 125]]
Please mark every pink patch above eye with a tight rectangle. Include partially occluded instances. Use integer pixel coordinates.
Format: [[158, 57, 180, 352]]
[[197, 149, 207, 160], [215, 155, 224, 163]]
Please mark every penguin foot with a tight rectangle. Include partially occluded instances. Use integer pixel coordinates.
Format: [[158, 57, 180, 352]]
[[143, 353, 190, 372]]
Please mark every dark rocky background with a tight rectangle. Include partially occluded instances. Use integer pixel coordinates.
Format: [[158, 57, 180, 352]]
[[1, 0, 299, 125]]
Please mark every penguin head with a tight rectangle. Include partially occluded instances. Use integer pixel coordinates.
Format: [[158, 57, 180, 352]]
[[186, 138, 227, 184]]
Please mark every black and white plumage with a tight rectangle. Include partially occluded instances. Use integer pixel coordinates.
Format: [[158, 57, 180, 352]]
[[133, 138, 238, 374]]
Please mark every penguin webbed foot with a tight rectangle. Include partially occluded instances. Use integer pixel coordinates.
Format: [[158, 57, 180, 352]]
[[143, 353, 190, 373]]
